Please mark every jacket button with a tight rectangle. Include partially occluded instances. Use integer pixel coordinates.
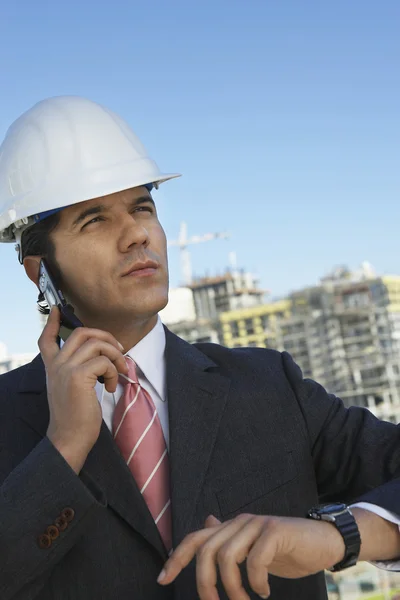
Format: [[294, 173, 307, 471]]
[[61, 507, 75, 522], [47, 525, 60, 540], [54, 516, 68, 532], [38, 534, 52, 549]]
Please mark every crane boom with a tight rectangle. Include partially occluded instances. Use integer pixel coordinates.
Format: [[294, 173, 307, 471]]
[[167, 221, 229, 284]]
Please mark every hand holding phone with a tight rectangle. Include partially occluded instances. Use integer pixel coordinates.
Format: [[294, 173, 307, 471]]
[[38, 306, 128, 473], [39, 259, 107, 383]]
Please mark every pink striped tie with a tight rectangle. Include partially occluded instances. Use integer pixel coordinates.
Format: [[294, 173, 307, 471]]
[[112, 357, 172, 552]]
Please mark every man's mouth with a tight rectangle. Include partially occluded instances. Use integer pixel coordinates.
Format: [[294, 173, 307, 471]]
[[121, 260, 159, 277]]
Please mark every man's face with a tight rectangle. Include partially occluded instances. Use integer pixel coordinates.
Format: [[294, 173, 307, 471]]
[[50, 186, 169, 327]]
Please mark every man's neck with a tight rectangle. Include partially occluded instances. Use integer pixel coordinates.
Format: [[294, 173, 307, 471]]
[[77, 313, 159, 353], [114, 315, 158, 352]]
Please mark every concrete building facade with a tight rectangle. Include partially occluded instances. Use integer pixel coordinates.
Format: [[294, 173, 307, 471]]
[[220, 268, 400, 423]]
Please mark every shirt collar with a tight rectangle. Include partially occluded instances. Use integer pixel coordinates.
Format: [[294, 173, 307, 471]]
[[60, 317, 166, 401], [126, 315, 166, 401]]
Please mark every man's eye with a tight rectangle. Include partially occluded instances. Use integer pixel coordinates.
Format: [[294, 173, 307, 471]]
[[134, 206, 153, 213], [82, 217, 103, 229]]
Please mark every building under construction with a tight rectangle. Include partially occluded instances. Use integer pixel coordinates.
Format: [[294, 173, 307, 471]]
[[220, 264, 400, 423], [162, 268, 267, 344], [190, 269, 265, 320]]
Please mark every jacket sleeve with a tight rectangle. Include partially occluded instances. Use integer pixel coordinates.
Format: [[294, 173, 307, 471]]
[[281, 351, 400, 507], [0, 436, 106, 600]]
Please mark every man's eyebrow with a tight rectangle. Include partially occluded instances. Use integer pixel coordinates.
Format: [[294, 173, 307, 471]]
[[71, 196, 155, 228], [133, 195, 155, 208], [72, 204, 108, 228]]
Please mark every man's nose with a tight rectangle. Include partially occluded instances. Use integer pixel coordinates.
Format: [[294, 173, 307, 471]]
[[118, 214, 150, 251]]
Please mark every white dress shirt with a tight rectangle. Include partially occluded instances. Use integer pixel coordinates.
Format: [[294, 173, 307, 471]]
[[92, 318, 400, 568], [95, 316, 169, 449]]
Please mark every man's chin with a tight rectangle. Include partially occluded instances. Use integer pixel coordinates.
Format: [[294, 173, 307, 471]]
[[115, 298, 168, 321]]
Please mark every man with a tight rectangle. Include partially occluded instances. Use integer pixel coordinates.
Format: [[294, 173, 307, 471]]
[[0, 96, 399, 600]]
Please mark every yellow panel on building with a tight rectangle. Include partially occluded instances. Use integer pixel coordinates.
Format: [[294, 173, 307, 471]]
[[219, 299, 291, 348]]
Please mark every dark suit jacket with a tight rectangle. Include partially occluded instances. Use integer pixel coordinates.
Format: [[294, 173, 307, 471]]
[[1, 329, 400, 600]]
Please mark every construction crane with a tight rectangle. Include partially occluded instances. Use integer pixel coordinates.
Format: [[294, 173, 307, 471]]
[[167, 222, 229, 285]]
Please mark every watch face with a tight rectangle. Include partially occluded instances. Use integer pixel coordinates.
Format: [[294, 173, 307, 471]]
[[318, 503, 347, 516]]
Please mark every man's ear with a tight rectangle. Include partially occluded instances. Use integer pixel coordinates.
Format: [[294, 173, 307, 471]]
[[23, 256, 42, 287]]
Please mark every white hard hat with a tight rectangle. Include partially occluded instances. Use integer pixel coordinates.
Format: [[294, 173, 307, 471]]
[[0, 95, 180, 259]]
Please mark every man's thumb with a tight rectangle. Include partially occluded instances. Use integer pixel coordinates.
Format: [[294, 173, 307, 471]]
[[38, 306, 61, 362], [47, 305, 61, 329]]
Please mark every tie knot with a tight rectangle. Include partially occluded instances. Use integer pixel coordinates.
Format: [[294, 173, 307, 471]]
[[119, 356, 139, 386]]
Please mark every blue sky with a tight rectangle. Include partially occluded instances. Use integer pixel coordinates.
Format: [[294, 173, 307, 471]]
[[1, 0, 399, 354]]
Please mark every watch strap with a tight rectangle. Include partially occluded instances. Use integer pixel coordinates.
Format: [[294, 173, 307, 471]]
[[330, 509, 361, 571], [307, 504, 361, 572]]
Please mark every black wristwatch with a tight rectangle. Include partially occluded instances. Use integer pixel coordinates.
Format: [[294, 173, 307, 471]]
[[307, 503, 361, 571]]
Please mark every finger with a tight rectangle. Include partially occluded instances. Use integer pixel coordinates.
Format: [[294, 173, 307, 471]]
[[205, 515, 221, 528], [67, 339, 128, 377], [245, 528, 278, 599], [38, 306, 61, 365], [58, 327, 125, 361], [217, 517, 267, 600], [195, 515, 254, 600], [78, 356, 120, 392], [159, 525, 226, 585]]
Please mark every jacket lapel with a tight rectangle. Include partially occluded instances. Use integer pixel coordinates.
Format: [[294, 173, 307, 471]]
[[164, 330, 231, 545], [18, 354, 167, 560], [82, 423, 168, 559]]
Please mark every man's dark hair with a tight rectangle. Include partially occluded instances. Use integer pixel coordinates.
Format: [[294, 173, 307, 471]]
[[20, 212, 62, 314]]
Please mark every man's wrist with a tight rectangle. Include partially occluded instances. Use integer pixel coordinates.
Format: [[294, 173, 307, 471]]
[[352, 508, 400, 563], [320, 520, 347, 569], [47, 435, 90, 474]]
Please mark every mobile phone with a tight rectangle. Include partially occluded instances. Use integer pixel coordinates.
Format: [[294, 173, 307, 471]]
[[38, 259, 105, 384], [38, 259, 83, 342]]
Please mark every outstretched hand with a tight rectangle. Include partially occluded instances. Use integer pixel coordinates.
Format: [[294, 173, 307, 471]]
[[158, 513, 345, 600]]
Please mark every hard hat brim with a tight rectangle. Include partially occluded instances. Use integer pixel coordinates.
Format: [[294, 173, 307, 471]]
[[0, 171, 181, 242]]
